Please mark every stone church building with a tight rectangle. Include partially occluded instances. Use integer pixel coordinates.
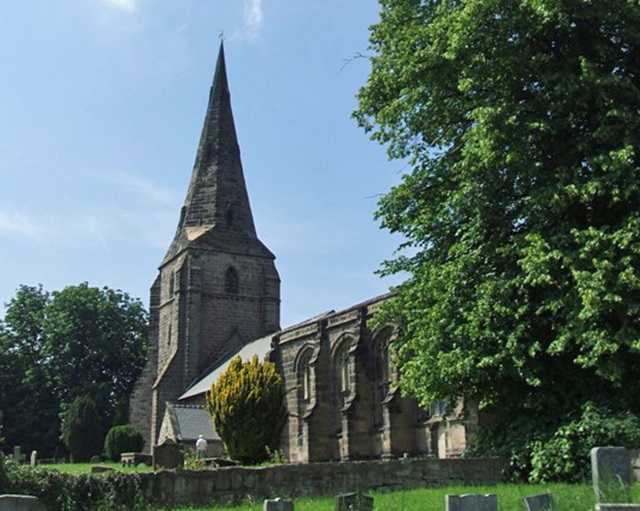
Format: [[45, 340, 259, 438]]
[[130, 43, 472, 462]]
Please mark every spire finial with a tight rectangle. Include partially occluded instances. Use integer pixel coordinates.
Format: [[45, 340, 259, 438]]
[[219, 30, 224, 42]]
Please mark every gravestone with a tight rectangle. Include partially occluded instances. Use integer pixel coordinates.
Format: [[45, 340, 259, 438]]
[[524, 493, 556, 511], [213, 457, 240, 467], [12, 447, 21, 463], [445, 494, 498, 511], [0, 494, 46, 511], [91, 466, 115, 474], [264, 498, 294, 511], [335, 492, 374, 511], [153, 440, 184, 470], [596, 506, 640, 511], [29, 451, 36, 468], [591, 447, 632, 503]]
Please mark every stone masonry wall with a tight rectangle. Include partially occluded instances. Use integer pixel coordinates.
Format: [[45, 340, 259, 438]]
[[146, 245, 280, 450], [129, 276, 161, 451], [140, 458, 508, 508], [275, 294, 470, 463]]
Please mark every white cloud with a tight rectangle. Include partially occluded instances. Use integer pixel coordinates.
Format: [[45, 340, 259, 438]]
[[0, 167, 179, 253], [0, 203, 174, 250], [0, 210, 41, 237], [94, 171, 177, 205], [102, 0, 136, 12], [243, 0, 263, 40]]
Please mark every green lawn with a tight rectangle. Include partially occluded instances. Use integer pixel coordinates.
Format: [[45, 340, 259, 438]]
[[36, 461, 153, 474], [32, 464, 640, 510], [167, 483, 637, 511]]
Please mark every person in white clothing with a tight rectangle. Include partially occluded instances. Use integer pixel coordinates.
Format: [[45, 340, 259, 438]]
[[195, 434, 208, 458]]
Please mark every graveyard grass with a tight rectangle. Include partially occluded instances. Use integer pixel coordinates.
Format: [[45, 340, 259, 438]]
[[165, 482, 640, 511], [27, 464, 640, 509], [36, 462, 153, 474]]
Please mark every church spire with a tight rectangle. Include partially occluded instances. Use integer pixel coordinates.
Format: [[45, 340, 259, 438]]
[[131, 39, 280, 452], [190, 42, 239, 184], [164, 42, 271, 263]]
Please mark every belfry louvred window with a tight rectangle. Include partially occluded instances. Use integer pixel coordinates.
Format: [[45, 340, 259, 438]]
[[225, 267, 239, 294]]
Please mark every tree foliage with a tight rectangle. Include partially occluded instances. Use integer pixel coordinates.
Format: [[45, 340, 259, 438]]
[[60, 395, 103, 462], [0, 452, 7, 494], [0, 283, 148, 456], [0, 285, 61, 455], [529, 403, 640, 483], [42, 283, 148, 424], [355, 0, 640, 478], [104, 425, 144, 462], [206, 355, 286, 465]]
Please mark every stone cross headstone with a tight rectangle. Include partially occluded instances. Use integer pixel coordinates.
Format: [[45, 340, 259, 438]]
[[591, 447, 632, 503], [29, 451, 37, 468], [445, 494, 498, 511], [524, 493, 556, 511], [335, 492, 374, 511], [596, 506, 640, 511], [263, 497, 295, 511], [0, 494, 46, 511]]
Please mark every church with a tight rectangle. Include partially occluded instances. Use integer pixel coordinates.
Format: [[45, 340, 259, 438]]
[[129, 43, 473, 462]]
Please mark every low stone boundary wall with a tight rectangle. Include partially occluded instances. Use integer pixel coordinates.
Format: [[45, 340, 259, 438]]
[[140, 457, 508, 507]]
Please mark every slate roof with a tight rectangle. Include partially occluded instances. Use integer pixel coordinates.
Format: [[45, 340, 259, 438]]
[[166, 403, 219, 442], [178, 293, 394, 402], [179, 333, 275, 401]]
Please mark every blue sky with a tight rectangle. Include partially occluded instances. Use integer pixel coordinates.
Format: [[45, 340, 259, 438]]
[[0, 1, 406, 328]]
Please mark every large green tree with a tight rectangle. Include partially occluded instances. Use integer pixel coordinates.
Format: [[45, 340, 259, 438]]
[[0, 285, 60, 455], [355, 0, 640, 475], [42, 283, 148, 424], [0, 283, 148, 455], [60, 395, 103, 462]]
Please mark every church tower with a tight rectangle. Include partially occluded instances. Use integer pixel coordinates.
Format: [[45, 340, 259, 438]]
[[130, 43, 281, 449]]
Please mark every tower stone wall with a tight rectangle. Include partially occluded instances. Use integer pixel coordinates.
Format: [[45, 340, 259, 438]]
[[129, 276, 161, 450]]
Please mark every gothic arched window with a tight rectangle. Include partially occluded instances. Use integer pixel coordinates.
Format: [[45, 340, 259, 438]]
[[296, 348, 314, 420], [372, 328, 393, 428], [168, 271, 176, 296], [332, 340, 352, 413], [225, 267, 239, 294], [339, 349, 350, 396], [225, 203, 234, 227], [299, 352, 312, 403]]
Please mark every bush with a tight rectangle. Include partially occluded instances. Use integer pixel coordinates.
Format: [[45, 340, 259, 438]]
[[0, 452, 8, 494], [1, 457, 148, 511], [60, 395, 103, 463], [0, 410, 5, 448], [529, 403, 640, 483], [206, 355, 286, 464], [104, 425, 144, 462]]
